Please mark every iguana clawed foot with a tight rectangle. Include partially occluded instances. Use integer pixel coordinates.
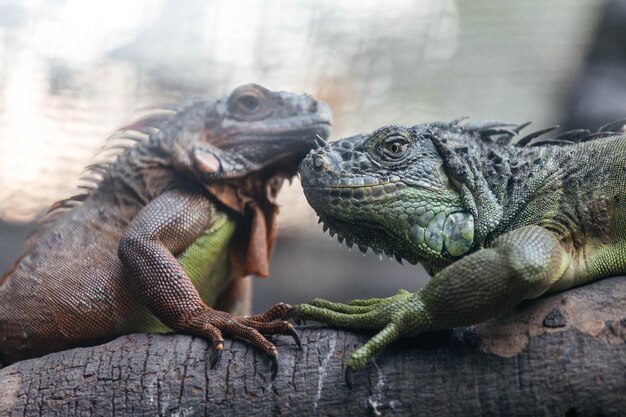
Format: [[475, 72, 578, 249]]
[[288, 289, 430, 370], [183, 302, 299, 376]]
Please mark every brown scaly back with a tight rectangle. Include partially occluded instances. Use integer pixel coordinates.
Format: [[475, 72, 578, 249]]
[[25, 106, 182, 247]]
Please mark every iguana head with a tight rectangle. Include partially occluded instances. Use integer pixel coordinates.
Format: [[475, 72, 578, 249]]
[[161, 83, 332, 182], [299, 124, 475, 266]]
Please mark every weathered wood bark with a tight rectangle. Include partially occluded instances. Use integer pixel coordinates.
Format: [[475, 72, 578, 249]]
[[0, 277, 624, 417]]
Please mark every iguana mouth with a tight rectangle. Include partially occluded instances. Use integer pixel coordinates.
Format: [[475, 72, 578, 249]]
[[224, 120, 330, 144], [301, 181, 406, 205], [223, 118, 331, 139], [219, 121, 332, 179]]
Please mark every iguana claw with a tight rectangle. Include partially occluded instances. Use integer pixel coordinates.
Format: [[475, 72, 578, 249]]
[[344, 366, 354, 390], [270, 350, 279, 380], [210, 346, 222, 369], [286, 325, 302, 350]]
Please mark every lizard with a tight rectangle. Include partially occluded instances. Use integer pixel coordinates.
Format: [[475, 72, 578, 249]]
[[0, 83, 332, 374], [293, 117, 626, 371]]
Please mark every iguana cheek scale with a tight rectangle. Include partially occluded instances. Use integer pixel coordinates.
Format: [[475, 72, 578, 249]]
[[293, 120, 626, 371]]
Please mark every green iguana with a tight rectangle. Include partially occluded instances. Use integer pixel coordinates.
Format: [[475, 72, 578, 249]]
[[0, 84, 331, 373], [293, 118, 626, 370]]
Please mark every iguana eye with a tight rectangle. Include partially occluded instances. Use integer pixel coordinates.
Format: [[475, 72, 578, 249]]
[[387, 142, 402, 154], [227, 85, 272, 118], [380, 136, 409, 160], [237, 94, 261, 113]]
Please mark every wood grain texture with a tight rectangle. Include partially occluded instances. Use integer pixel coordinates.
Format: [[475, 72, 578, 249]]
[[1, 276, 624, 417]]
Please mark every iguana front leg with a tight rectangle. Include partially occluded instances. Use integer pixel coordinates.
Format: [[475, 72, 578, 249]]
[[119, 189, 297, 367], [293, 225, 571, 370]]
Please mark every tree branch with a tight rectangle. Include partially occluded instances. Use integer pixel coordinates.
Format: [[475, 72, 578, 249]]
[[1, 277, 624, 416]]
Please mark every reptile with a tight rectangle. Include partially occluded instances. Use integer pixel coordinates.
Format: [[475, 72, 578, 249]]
[[0, 84, 331, 373], [293, 118, 626, 370]]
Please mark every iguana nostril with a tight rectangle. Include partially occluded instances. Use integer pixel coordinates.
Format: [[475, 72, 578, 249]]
[[308, 100, 318, 113]]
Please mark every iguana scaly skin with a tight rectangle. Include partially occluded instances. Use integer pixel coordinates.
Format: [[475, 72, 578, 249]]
[[294, 119, 626, 370], [0, 84, 331, 371]]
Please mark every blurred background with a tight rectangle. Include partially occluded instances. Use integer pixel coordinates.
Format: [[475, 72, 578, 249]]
[[0, 0, 624, 312]]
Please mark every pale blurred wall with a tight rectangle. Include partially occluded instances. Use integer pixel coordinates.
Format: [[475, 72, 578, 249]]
[[562, 0, 626, 131], [0, 0, 604, 312]]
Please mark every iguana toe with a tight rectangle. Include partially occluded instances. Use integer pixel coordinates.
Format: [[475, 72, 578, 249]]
[[295, 292, 430, 370], [247, 302, 292, 323], [309, 298, 377, 314]]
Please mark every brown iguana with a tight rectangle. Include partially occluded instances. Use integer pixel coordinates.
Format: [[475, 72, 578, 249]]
[[293, 118, 626, 370], [0, 84, 331, 373]]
